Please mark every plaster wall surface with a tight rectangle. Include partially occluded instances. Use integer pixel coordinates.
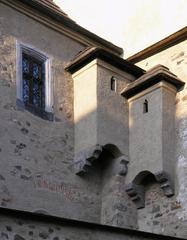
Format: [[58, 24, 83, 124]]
[[127, 83, 176, 183], [73, 59, 135, 155], [96, 60, 137, 228], [128, 87, 163, 181], [72, 58, 137, 229], [73, 61, 98, 154], [162, 86, 176, 177], [133, 40, 187, 238], [2, 1, 187, 238], [97, 59, 135, 153], [0, 2, 103, 223]]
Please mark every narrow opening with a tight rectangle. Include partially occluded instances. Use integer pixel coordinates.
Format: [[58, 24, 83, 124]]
[[111, 76, 116, 91], [143, 99, 148, 113]]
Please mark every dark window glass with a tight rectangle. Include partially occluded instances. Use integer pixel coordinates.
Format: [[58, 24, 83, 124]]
[[143, 99, 148, 113], [111, 76, 116, 91], [22, 53, 45, 110]]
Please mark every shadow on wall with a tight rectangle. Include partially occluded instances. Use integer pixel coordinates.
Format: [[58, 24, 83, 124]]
[[1, 33, 186, 236], [0, 34, 137, 227], [74, 101, 138, 228]]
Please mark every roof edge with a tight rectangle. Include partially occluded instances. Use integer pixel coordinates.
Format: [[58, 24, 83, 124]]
[[65, 47, 145, 78], [16, 0, 123, 56], [127, 27, 187, 64], [121, 64, 185, 99]]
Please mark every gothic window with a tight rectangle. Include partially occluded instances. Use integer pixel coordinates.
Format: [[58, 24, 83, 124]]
[[22, 53, 45, 111]]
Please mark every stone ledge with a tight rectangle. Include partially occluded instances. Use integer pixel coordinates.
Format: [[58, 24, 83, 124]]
[[0, 207, 184, 240]]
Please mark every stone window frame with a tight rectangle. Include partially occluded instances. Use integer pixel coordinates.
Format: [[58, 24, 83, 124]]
[[16, 41, 53, 120]]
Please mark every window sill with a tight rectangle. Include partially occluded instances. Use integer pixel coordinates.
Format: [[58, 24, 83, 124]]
[[16, 99, 54, 121]]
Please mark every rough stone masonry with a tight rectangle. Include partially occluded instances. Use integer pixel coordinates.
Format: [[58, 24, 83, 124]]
[[0, 0, 187, 239]]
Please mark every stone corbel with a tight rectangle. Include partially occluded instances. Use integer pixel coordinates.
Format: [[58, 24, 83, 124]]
[[154, 171, 174, 197], [117, 156, 129, 176], [74, 144, 103, 176], [125, 171, 174, 209], [125, 183, 145, 209]]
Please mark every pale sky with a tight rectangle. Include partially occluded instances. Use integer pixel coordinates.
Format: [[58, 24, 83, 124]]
[[54, 0, 187, 57]]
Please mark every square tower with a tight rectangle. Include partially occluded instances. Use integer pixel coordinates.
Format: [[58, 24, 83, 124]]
[[122, 65, 184, 208], [66, 47, 144, 175]]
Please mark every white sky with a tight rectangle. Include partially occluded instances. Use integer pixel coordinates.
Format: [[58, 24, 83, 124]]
[[54, 0, 187, 57]]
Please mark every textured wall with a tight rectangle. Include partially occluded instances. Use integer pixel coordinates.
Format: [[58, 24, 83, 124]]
[[73, 60, 98, 154], [97, 59, 134, 152], [0, 209, 183, 240], [134, 40, 187, 238], [73, 58, 135, 154], [0, 1, 138, 229], [72, 58, 138, 228], [2, 1, 187, 238], [0, 2, 103, 223], [96, 60, 138, 228], [128, 87, 163, 178], [127, 83, 176, 182], [136, 40, 187, 81]]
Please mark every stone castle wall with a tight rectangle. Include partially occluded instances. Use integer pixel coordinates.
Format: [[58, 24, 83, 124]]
[[0, 1, 103, 223], [0, 208, 183, 240], [1, 0, 187, 239], [134, 40, 187, 238]]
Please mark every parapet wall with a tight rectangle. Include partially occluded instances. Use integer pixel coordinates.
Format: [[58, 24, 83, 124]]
[[0, 208, 184, 240]]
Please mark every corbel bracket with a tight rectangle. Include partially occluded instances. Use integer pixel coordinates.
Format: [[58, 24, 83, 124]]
[[125, 183, 145, 209], [155, 171, 174, 197], [74, 144, 103, 176], [117, 156, 129, 176], [125, 171, 174, 209]]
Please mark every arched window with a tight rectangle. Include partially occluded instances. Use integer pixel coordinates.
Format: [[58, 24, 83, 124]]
[[143, 99, 148, 113], [111, 76, 117, 91]]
